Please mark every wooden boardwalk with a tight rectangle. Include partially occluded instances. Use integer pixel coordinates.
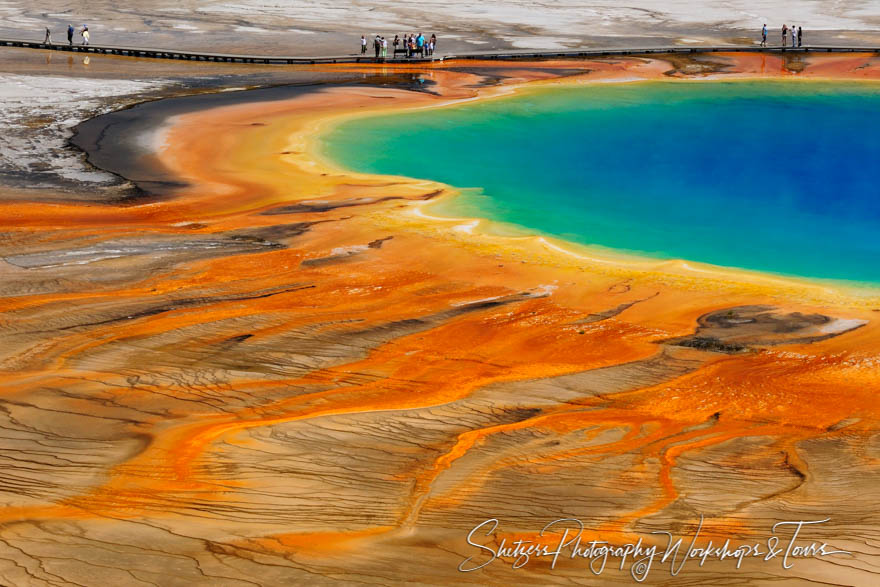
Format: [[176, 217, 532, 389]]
[[2, 37, 879, 64]]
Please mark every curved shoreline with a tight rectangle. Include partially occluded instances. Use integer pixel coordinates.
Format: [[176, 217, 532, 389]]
[[300, 68, 880, 305], [68, 73, 442, 200]]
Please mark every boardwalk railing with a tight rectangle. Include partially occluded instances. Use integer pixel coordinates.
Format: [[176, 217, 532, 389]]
[[2, 37, 879, 64]]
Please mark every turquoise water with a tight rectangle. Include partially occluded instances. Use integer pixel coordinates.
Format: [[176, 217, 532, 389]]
[[321, 81, 880, 284]]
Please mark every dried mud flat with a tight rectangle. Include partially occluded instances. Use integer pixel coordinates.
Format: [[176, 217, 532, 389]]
[[0, 53, 879, 585]]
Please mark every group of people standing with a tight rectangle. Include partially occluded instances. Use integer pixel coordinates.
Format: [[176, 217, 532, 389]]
[[361, 33, 437, 60], [761, 23, 803, 47], [43, 24, 89, 45]]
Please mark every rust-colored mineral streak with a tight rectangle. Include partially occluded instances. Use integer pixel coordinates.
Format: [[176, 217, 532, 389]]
[[0, 54, 879, 585]]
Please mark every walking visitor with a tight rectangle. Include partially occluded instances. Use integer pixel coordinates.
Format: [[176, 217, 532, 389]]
[[791, 25, 797, 47], [44, 27, 51, 44], [761, 24, 767, 47], [81, 25, 89, 46], [781, 24, 788, 46], [359, 31, 437, 59], [67, 23, 73, 45], [798, 26, 803, 47]]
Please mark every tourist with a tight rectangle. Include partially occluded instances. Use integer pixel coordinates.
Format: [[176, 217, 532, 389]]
[[374, 35, 381, 59], [361, 35, 366, 54], [431, 33, 437, 53], [381, 36, 387, 59], [67, 23, 74, 45], [428, 38, 434, 56], [782, 24, 788, 47], [761, 24, 767, 47], [81, 25, 89, 46], [798, 26, 803, 47], [44, 27, 51, 44], [393, 34, 399, 55], [417, 32, 424, 57], [791, 25, 797, 47]]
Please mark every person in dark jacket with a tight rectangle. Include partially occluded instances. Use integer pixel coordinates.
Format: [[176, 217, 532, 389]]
[[67, 23, 74, 45]]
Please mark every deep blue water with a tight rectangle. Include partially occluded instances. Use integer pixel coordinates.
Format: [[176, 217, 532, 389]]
[[322, 81, 880, 284]]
